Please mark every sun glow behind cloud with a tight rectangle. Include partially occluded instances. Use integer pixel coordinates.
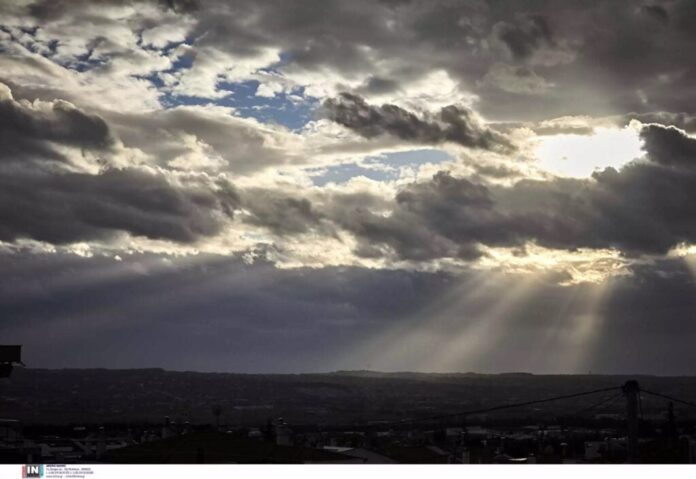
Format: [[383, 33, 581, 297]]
[[476, 245, 631, 285], [670, 244, 696, 284], [535, 126, 643, 178]]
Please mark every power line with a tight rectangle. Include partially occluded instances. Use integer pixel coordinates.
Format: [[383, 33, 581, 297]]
[[322, 382, 695, 432], [571, 391, 623, 417], [371, 386, 622, 428], [640, 388, 696, 409]]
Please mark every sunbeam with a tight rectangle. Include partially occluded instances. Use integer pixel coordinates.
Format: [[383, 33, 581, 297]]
[[422, 273, 549, 372]]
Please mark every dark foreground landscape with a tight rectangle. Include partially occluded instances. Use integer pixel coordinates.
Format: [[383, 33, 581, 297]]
[[2, 368, 696, 463]]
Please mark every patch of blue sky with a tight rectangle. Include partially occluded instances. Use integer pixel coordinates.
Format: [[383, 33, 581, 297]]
[[68, 54, 107, 73], [45, 39, 58, 54], [153, 78, 317, 130], [310, 163, 395, 187], [131, 46, 315, 129], [216, 80, 318, 131], [311, 148, 454, 187], [136, 45, 208, 105], [0, 24, 103, 71], [167, 46, 196, 69], [0, 24, 52, 56], [136, 72, 165, 90], [19, 25, 39, 36], [365, 148, 453, 169], [135, 41, 195, 89], [34, 46, 107, 72], [159, 92, 213, 108], [136, 50, 196, 94], [137, 33, 193, 53]]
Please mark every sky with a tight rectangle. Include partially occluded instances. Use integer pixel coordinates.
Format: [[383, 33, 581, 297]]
[[2, 0, 696, 374]]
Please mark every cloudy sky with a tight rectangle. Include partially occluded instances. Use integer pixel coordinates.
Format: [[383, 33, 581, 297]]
[[2, 0, 696, 374]]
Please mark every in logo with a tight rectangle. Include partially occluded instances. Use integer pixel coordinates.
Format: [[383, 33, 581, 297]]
[[22, 464, 44, 478]]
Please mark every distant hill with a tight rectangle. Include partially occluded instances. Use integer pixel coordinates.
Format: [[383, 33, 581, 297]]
[[1, 368, 694, 425]]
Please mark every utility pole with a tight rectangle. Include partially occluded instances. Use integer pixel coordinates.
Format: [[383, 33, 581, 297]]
[[623, 380, 640, 463]]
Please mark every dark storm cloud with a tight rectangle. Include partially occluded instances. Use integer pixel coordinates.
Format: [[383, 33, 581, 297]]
[[640, 123, 696, 166], [563, 0, 696, 116], [469, 162, 523, 180], [355, 76, 401, 96], [157, 0, 200, 13], [329, 124, 696, 260], [241, 189, 324, 235], [0, 168, 239, 244], [0, 96, 112, 149], [0, 83, 240, 244], [329, 171, 517, 261], [319, 171, 502, 261], [323, 93, 513, 151], [26, 0, 194, 19], [492, 14, 554, 61], [0, 84, 114, 165], [641, 4, 669, 24]]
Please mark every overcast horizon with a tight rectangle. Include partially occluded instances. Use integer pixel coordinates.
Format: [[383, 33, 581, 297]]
[[3, 0, 696, 375]]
